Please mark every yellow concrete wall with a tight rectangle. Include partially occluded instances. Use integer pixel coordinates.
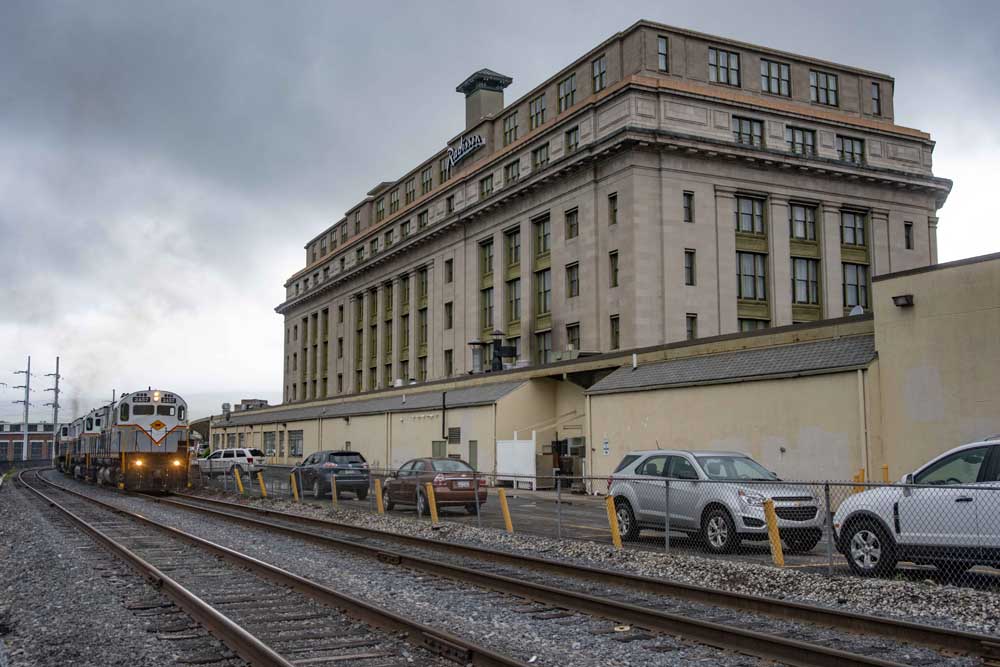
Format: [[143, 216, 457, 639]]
[[588, 370, 866, 481], [386, 405, 495, 471], [318, 414, 389, 468], [873, 255, 1000, 478]]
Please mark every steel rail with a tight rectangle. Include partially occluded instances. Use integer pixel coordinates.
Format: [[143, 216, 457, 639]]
[[27, 470, 530, 667], [17, 470, 295, 667], [167, 491, 1000, 664], [139, 494, 954, 667]]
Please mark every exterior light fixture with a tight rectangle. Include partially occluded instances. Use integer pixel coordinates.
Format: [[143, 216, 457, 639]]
[[891, 294, 914, 307]]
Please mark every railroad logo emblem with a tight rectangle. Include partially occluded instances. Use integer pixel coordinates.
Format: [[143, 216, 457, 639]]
[[150, 420, 166, 431]]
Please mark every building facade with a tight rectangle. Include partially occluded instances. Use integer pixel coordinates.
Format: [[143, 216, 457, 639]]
[[276, 20, 951, 403], [0, 422, 63, 461]]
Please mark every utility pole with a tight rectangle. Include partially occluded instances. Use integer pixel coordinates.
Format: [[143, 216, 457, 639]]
[[45, 357, 61, 464], [13, 356, 31, 461]]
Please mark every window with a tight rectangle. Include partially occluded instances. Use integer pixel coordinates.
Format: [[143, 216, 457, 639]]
[[404, 178, 415, 204], [535, 269, 551, 314], [385, 229, 395, 246], [418, 210, 429, 229], [529, 94, 546, 129], [288, 430, 303, 457], [785, 126, 815, 155], [480, 288, 493, 330], [792, 258, 820, 304], [841, 210, 866, 246], [535, 331, 553, 365], [657, 36, 669, 72], [739, 318, 769, 332], [418, 308, 428, 345], [534, 216, 550, 255], [401, 220, 411, 238], [353, 211, 361, 234], [565, 208, 579, 238], [480, 240, 494, 276], [760, 59, 790, 96], [444, 258, 453, 283], [558, 74, 576, 112], [736, 196, 766, 235], [505, 229, 520, 266], [418, 267, 428, 301], [843, 263, 869, 309], [444, 301, 454, 329], [338, 304, 344, 322], [384, 324, 393, 355], [446, 195, 454, 213], [837, 135, 864, 164], [421, 167, 433, 194], [564, 126, 579, 153], [375, 197, 385, 222], [566, 323, 580, 350], [400, 314, 409, 350], [444, 349, 453, 376], [790, 204, 817, 240], [370, 238, 379, 255], [502, 113, 518, 146], [608, 193, 618, 225], [810, 70, 838, 106], [531, 143, 549, 170], [709, 47, 740, 86], [337, 374, 343, 393], [400, 359, 409, 381], [479, 175, 493, 198], [684, 249, 696, 286], [263, 432, 275, 456], [507, 337, 521, 359], [389, 189, 399, 213], [904, 221, 914, 250], [914, 446, 988, 485], [507, 278, 521, 321], [504, 160, 520, 184], [566, 263, 579, 297], [356, 246, 365, 262], [732, 116, 763, 147], [609, 315, 620, 350], [400, 277, 410, 307], [384, 284, 393, 315], [439, 157, 451, 183], [609, 252, 619, 287], [319, 237, 327, 256], [592, 54, 607, 92], [683, 192, 694, 223], [871, 82, 882, 116], [685, 314, 698, 340], [737, 252, 767, 300]]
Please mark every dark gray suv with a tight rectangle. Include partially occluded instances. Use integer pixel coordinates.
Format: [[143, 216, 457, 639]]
[[293, 450, 370, 500]]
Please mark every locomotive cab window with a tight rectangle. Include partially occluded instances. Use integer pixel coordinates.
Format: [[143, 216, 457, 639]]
[[178, 405, 186, 421], [133, 405, 155, 415], [86, 418, 93, 430], [156, 405, 176, 416], [120, 403, 130, 421]]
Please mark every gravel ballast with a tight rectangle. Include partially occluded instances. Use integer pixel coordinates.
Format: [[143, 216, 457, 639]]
[[0, 476, 245, 667], [189, 486, 1000, 638]]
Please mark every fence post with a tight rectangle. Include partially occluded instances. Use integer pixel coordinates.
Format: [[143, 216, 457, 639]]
[[556, 476, 562, 540], [762, 498, 785, 567], [257, 471, 267, 498], [473, 471, 482, 529], [824, 482, 834, 576], [664, 478, 671, 553]]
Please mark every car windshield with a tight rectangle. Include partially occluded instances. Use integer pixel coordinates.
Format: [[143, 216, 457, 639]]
[[695, 455, 777, 481], [332, 453, 365, 464], [431, 459, 473, 472]]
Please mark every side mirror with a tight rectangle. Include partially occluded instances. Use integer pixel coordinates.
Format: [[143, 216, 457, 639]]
[[902, 472, 914, 497], [390, 471, 398, 478]]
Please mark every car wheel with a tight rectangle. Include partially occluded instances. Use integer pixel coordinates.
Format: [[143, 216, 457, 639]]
[[465, 503, 479, 515], [312, 480, 322, 499], [356, 488, 368, 501], [382, 486, 394, 511], [784, 532, 822, 554], [416, 490, 429, 517], [701, 507, 741, 554], [844, 519, 897, 577], [614, 498, 640, 542]]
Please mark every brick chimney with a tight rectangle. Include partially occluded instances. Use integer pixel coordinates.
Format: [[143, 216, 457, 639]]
[[456, 69, 513, 130]]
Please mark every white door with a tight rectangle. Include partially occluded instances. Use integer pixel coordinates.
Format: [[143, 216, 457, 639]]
[[897, 446, 989, 551]]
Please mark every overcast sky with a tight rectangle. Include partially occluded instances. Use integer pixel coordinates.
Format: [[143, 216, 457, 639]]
[[2, 0, 997, 422]]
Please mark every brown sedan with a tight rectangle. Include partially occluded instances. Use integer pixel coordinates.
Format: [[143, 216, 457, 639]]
[[382, 457, 487, 515]]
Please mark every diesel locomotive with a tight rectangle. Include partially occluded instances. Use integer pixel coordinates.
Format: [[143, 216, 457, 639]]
[[56, 389, 191, 491]]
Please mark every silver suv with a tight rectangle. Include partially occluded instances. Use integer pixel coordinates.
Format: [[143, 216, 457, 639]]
[[609, 450, 824, 554]]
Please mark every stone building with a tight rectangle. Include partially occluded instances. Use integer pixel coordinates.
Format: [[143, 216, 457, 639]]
[[277, 19, 951, 403]]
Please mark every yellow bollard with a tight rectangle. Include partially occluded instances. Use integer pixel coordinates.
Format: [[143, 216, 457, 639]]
[[762, 499, 785, 567], [331, 476, 338, 506], [881, 464, 890, 484], [233, 468, 245, 495], [290, 473, 300, 502], [497, 487, 514, 534], [853, 468, 866, 494], [374, 478, 385, 514], [605, 495, 623, 550], [119, 452, 126, 490], [424, 482, 440, 525], [257, 471, 267, 498]]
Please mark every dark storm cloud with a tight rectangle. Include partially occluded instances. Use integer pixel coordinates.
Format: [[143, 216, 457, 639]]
[[1, 0, 998, 420]]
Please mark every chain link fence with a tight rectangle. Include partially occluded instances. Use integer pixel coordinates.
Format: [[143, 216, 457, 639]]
[[190, 461, 1000, 584]]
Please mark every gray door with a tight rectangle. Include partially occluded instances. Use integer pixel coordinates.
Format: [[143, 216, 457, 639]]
[[468, 440, 478, 470], [432, 441, 446, 459]]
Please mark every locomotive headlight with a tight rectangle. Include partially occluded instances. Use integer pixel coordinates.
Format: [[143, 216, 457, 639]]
[[135, 459, 144, 467], [153, 391, 161, 402], [172, 459, 182, 467]]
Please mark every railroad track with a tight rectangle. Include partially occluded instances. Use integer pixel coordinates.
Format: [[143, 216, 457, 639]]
[[138, 488, 1000, 667], [17, 470, 530, 667]]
